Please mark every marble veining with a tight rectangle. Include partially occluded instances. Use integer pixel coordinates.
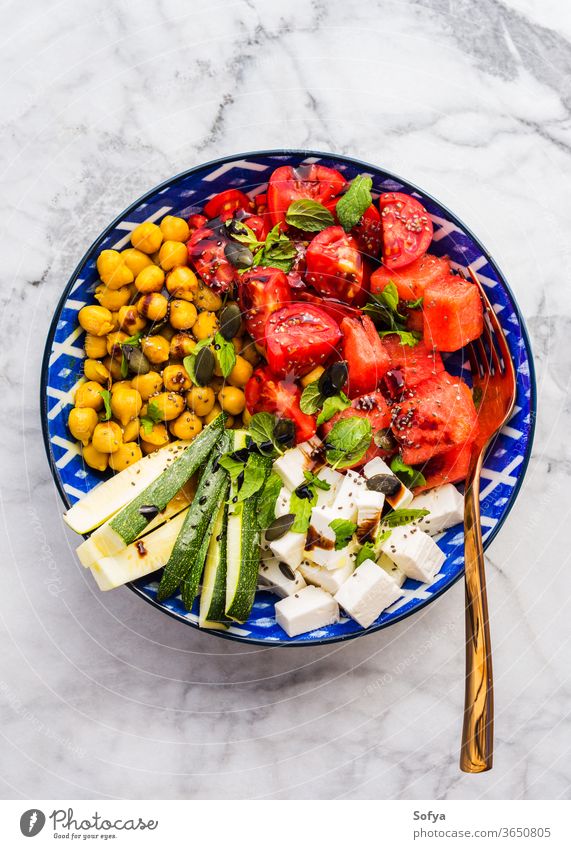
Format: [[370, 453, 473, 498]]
[[1, 0, 570, 800]]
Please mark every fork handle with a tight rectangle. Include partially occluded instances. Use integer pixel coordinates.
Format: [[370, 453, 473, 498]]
[[460, 464, 494, 773]]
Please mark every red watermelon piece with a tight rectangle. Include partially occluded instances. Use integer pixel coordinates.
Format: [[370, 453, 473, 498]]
[[413, 440, 474, 493], [423, 275, 484, 352], [370, 253, 451, 302], [380, 334, 444, 390]]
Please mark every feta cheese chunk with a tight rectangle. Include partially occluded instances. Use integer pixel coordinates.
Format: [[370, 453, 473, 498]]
[[275, 586, 339, 637], [258, 556, 307, 597], [307, 506, 336, 546], [378, 552, 406, 587], [362, 457, 414, 509], [275, 486, 292, 518], [304, 545, 355, 570], [299, 559, 355, 594], [410, 484, 464, 535], [355, 489, 385, 542], [314, 466, 343, 507], [380, 526, 445, 582], [331, 470, 367, 523], [269, 530, 306, 571], [334, 559, 402, 628], [273, 445, 317, 491]]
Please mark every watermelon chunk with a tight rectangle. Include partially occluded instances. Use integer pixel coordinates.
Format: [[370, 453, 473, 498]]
[[320, 391, 393, 469], [341, 315, 391, 397], [380, 334, 444, 390], [413, 441, 474, 493], [391, 372, 479, 465], [423, 276, 484, 352], [370, 253, 451, 302]]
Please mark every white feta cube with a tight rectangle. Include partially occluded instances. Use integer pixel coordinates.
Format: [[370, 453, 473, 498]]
[[275, 586, 339, 637], [314, 466, 343, 507], [410, 484, 464, 535], [307, 506, 336, 546], [258, 556, 307, 597], [299, 559, 355, 594], [304, 543, 356, 571], [334, 559, 402, 628], [362, 457, 414, 509], [380, 526, 445, 583], [269, 531, 306, 571], [273, 446, 316, 491], [378, 552, 406, 587], [355, 489, 385, 542], [331, 470, 367, 523], [275, 486, 292, 518]]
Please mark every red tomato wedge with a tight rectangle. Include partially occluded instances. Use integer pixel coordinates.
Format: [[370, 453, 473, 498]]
[[203, 189, 252, 221], [305, 226, 365, 305], [238, 267, 292, 346], [412, 440, 474, 493], [380, 334, 444, 391], [186, 223, 237, 293], [187, 213, 208, 232], [379, 192, 433, 270], [267, 164, 346, 227], [264, 304, 341, 378], [391, 372, 479, 466], [341, 314, 391, 397], [370, 253, 451, 302], [296, 290, 363, 324], [320, 391, 393, 468], [245, 367, 316, 443], [423, 275, 484, 352], [350, 204, 382, 259]]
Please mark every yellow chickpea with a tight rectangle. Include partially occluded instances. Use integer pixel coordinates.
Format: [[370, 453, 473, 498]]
[[108, 311, 120, 332], [218, 386, 246, 416], [83, 359, 110, 384], [117, 305, 147, 334], [103, 355, 123, 381], [186, 385, 215, 417], [242, 407, 252, 427], [141, 335, 170, 364], [137, 292, 168, 322], [240, 341, 261, 366], [106, 331, 129, 359], [84, 333, 108, 359], [160, 215, 190, 242], [94, 283, 133, 311], [110, 380, 132, 394], [204, 402, 223, 425], [122, 417, 140, 443], [301, 365, 324, 388], [134, 264, 165, 294], [109, 442, 143, 472], [111, 387, 142, 426], [121, 248, 153, 277], [82, 442, 108, 472], [150, 391, 185, 421], [169, 333, 196, 359], [169, 411, 203, 440], [170, 300, 198, 331], [131, 371, 163, 400], [130, 221, 163, 254], [192, 310, 218, 340], [166, 266, 198, 301], [78, 305, 115, 336], [139, 422, 169, 447], [158, 240, 188, 271], [68, 407, 98, 446], [75, 381, 104, 410], [195, 281, 222, 312], [92, 421, 122, 454], [163, 364, 191, 392], [227, 355, 253, 388], [96, 250, 134, 289]]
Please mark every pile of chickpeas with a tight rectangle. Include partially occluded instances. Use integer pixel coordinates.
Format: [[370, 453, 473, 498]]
[[68, 214, 260, 473]]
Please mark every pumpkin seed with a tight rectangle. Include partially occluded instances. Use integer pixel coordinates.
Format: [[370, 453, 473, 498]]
[[265, 513, 295, 541], [139, 504, 159, 520], [274, 417, 296, 447], [224, 241, 254, 270], [278, 562, 296, 581], [123, 345, 150, 375], [318, 360, 348, 397], [366, 474, 401, 497], [219, 303, 242, 340], [373, 428, 397, 452], [194, 346, 215, 386]]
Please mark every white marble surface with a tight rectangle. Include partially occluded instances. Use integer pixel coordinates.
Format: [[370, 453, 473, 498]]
[[1, 0, 570, 800]]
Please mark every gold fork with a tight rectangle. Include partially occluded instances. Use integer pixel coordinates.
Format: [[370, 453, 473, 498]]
[[459, 267, 517, 773]]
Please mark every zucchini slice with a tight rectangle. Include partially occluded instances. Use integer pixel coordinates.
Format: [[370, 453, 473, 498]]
[[199, 498, 229, 626]]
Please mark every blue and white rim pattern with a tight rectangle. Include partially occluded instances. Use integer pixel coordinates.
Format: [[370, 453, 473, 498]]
[[41, 150, 536, 646]]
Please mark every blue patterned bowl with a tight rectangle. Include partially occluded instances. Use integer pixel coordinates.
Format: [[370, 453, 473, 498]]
[[41, 150, 536, 645]]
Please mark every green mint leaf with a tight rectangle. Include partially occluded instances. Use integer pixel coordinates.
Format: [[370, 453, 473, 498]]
[[289, 485, 317, 533], [98, 389, 112, 422], [378, 329, 420, 348], [379, 281, 399, 313], [214, 332, 236, 378], [218, 453, 246, 483], [303, 470, 331, 491], [405, 297, 423, 310], [329, 518, 357, 550], [139, 416, 154, 435], [325, 416, 372, 469], [390, 456, 426, 489], [374, 528, 392, 548], [251, 224, 297, 273], [383, 508, 429, 528], [336, 174, 373, 232], [257, 472, 283, 529], [285, 199, 335, 232], [355, 541, 376, 568], [236, 453, 267, 502], [224, 219, 264, 251], [316, 392, 351, 426], [122, 332, 143, 347], [146, 400, 163, 424], [248, 412, 281, 456], [299, 381, 323, 415]]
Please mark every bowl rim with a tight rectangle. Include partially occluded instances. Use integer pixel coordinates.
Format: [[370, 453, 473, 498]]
[[40, 147, 537, 647]]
